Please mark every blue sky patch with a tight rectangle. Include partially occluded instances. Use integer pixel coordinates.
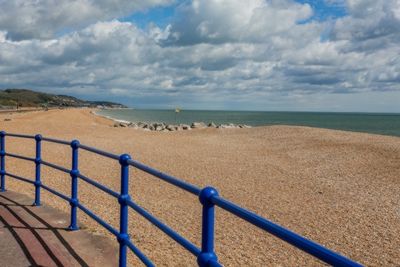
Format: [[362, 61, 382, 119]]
[[296, 0, 348, 24], [119, 5, 178, 29]]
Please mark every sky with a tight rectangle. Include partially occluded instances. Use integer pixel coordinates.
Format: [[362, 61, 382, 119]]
[[0, 0, 400, 112]]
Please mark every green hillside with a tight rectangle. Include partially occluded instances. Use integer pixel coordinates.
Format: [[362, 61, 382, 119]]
[[0, 89, 126, 108]]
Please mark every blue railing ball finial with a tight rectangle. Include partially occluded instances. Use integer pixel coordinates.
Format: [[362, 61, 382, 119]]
[[34, 157, 42, 164], [35, 134, 42, 141], [34, 180, 42, 188], [0, 131, 5, 137], [119, 153, 131, 166], [199, 186, 219, 206], [118, 193, 131, 205], [70, 169, 80, 178], [117, 233, 130, 245], [69, 197, 79, 207], [197, 252, 218, 267], [70, 140, 80, 149]]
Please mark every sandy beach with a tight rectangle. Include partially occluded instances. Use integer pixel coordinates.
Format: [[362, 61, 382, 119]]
[[0, 108, 399, 266]]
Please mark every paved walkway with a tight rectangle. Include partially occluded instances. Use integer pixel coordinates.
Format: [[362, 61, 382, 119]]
[[0, 191, 120, 267]]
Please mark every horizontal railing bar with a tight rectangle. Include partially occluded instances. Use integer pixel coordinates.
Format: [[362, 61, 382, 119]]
[[124, 240, 156, 267], [5, 153, 35, 162], [5, 173, 35, 185], [126, 199, 201, 257], [76, 202, 120, 237], [127, 159, 201, 196], [41, 184, 70, 202], [77, 173, 120, 199], [41, 137, 71, 145], [5, 133, 35, 139], [41, 161, 71, 174], [211, 195, 362, 267], [77, 144, 120, 160]]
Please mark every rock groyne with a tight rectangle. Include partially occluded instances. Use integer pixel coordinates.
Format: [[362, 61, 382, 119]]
[[113, 121, 252, 131]]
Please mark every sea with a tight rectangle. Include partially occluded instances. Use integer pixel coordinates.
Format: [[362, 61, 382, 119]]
[[93, 109, 400, 137]]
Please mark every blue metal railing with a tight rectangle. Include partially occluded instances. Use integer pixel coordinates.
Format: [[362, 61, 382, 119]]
[[0, 131, 363, 267]]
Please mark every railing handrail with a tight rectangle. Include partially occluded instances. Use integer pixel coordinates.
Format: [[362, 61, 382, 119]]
[[0, 131, 363, 267]]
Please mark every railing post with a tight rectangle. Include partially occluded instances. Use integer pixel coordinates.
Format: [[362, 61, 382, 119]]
[[0, 131, 6, 192], [33, 134, 42, 206], [68, 140, 80, 230], [117, 154, 131, 267], [198, 186, 219, 267]]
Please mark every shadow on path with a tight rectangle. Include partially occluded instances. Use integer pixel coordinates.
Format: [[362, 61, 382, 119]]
[[0, 191, 119, 267]]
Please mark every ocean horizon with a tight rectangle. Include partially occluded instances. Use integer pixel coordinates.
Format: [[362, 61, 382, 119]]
[[93, 109, 400, 137]]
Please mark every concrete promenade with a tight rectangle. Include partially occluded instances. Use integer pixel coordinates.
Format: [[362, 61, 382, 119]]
[[0, 190, 120, 267]]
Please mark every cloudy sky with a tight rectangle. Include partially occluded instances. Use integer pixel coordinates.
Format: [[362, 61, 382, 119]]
[[1, 0, 399, 112]]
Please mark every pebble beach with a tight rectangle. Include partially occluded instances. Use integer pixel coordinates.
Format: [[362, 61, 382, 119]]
[[1, 108, 399, 266]]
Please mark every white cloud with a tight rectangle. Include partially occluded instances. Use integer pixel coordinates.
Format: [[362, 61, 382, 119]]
[[160, 0, 315, 45], [0, 0, 177, 40], [111, 88, 130, 95], [330, 0, 400, 46], [0, 0, 399, 112]]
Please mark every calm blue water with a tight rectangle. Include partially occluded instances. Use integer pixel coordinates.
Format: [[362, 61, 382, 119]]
[[94, 109, 400, 137]]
